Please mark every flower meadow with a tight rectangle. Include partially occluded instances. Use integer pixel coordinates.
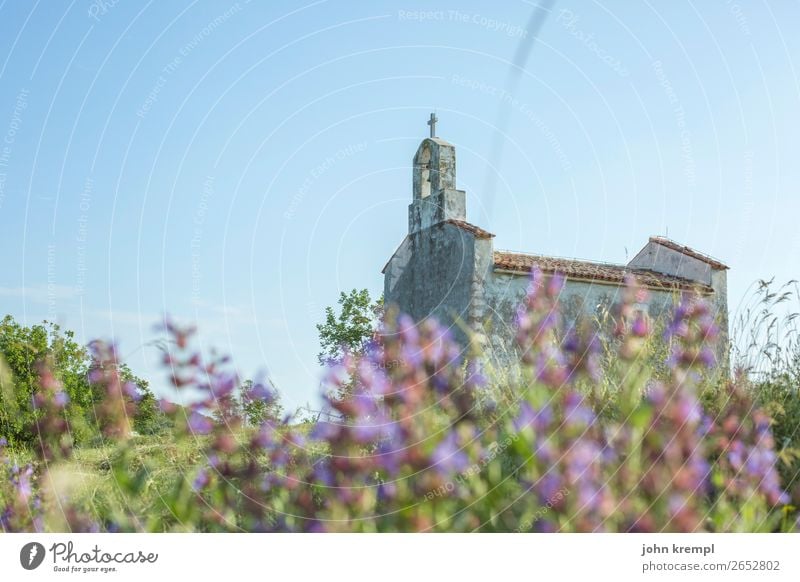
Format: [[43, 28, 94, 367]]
[[1, 271, 797, 533]]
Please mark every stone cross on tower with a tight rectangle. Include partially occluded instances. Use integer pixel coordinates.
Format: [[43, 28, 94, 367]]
[[427, 112, 437, 138]]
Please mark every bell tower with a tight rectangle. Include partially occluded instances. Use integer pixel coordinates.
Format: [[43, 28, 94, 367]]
[[408, 115, 466, 233], [384, 115, 495, 348]]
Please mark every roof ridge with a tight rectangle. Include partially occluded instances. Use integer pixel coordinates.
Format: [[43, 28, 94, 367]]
[[444, 219, 495, 239], [648, 236, 728, 270], [493, 250, 713, 292], [493, 249, 627, 270]]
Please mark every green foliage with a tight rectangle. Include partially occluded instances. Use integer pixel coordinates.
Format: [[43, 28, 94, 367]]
[[0, 315, 165, 445], [316, 289, 382, 365], [752, 352, 800, 502], [731, 279, 800, 504], [119, 365, 168, 436], [239, 379, 284, 427], [0, 316, 91, 446]]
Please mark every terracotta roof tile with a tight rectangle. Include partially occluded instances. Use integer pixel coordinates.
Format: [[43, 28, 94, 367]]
[[649, 237, 728, 270], [444, 219, 495, 239], [493, 251, 713, 292]]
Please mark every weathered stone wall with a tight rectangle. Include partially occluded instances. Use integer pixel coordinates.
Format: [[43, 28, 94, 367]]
[[384, 231, 729, 373], [482, 272, 679, 366], [409, 138, 465, 233], [412, 138, 457, 201], [469, 237, 494, 337], [408, 189, 466, 233], [629, 240, 712, 285], [710, 268, 729, 371], [384, 222, 477, 346], [629, 240, 729, 370]]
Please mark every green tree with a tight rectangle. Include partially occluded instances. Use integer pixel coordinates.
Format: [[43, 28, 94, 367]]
[[0, 315, 163, 444], [86, 360, 168, 437], [118, 363, 166, 435], [240, 379, 284, 427], [0, 316, 92, 446], [316, 289, 383, 365]]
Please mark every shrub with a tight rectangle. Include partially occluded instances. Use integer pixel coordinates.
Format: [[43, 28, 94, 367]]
[[0, 316, 167, 448]]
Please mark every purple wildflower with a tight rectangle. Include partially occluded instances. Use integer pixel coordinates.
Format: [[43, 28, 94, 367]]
[[514, 402, 553, 433], [431, 432, 469, 475], [53, 391, 69, 408], [192, 469, 210, 492], [187, 412, 213, 435], [310, 421, 341, 442]]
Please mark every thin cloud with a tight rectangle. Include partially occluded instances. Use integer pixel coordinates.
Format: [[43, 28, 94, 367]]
[[0, 284, 80, 303]]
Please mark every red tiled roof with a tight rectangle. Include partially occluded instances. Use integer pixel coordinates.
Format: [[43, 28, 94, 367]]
[[493, 251, 713, 292], [649, 237, 728, 270], [445, 219, 495, 239]]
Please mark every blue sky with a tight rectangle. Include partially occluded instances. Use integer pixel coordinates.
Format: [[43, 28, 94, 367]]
[[1, 0, 798, 410]]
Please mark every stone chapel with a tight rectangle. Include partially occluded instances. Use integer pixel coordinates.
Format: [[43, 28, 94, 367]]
[[382, 121, 729, 367]]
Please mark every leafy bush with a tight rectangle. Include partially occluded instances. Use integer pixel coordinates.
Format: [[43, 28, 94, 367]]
[[0, 317, 92, 447], [0, 316, 164, 446]]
